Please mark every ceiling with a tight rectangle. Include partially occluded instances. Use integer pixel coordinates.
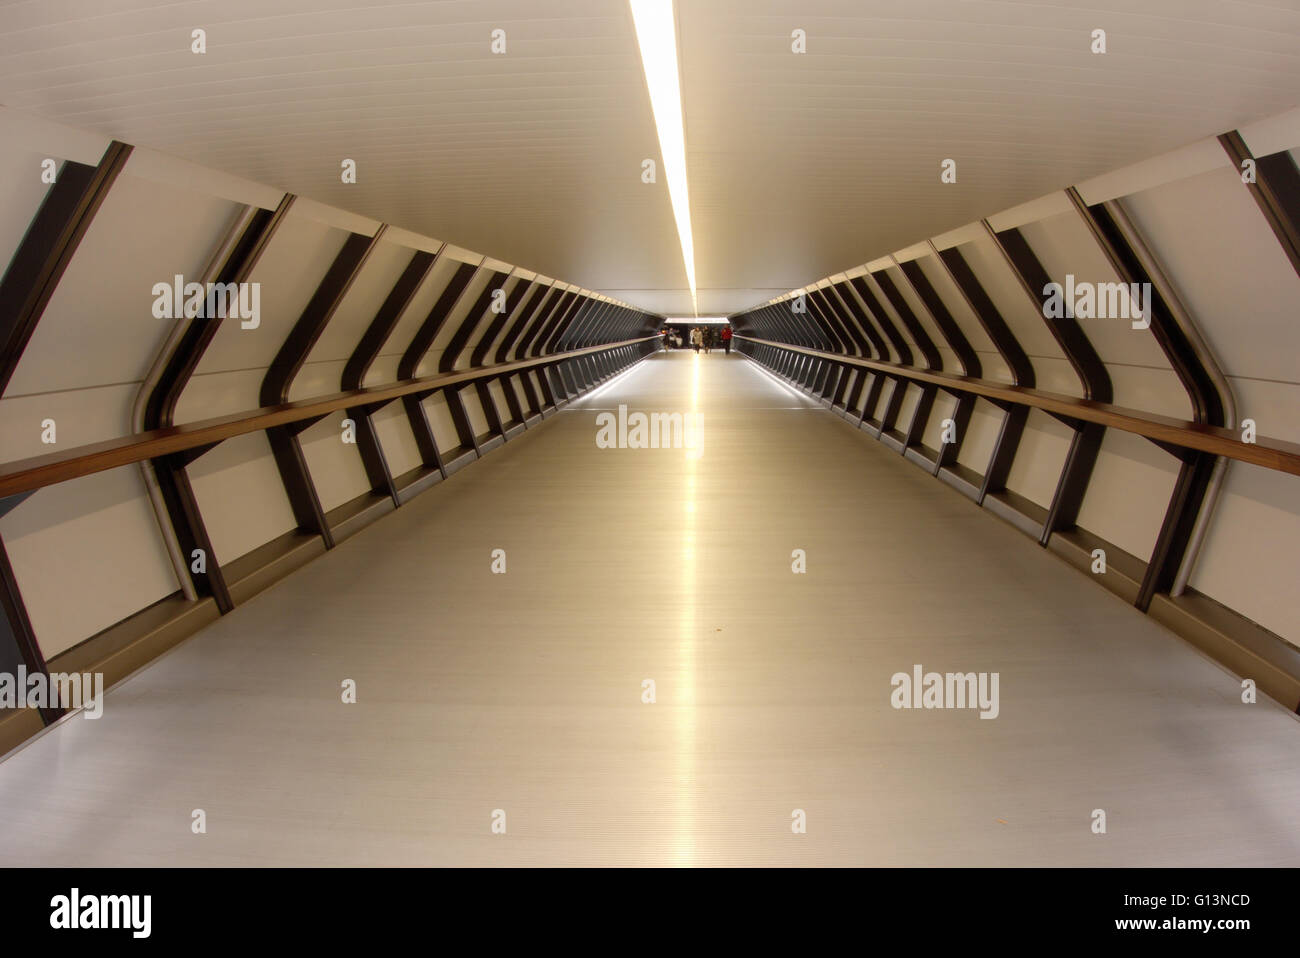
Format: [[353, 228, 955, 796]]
[[1, 0, 1299, 316]]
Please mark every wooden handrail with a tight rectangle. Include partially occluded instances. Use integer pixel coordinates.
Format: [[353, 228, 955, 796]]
[[0, 337, 658, 499], [737, 336, 1300, 477]]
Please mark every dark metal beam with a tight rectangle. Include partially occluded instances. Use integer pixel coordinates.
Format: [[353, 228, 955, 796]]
[[139, 195, 294, 612], [1137, 451, 1217, 611], [397, 261, 481, 380], [989, 222, 1112, 541], [987, 224, 1111, 403], [340, 246, 440, 505], [262, 228, 386, 406], [494, 282, 556, 364], [261, 227, 387, 550], [0, 139, 133, 719], [145, 195, 295, 430], [474, 279, 543, 368], [934, 243, 1034, 387], [1219, 130, 1300, 279], [437, 269, 511, 373], [0, 140, 133, 396], [342, 247, 439, 392], [1067, 188, 1224, 426]]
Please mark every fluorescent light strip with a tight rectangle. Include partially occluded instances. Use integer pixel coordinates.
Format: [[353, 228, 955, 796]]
[[629, 0, 697, 315]]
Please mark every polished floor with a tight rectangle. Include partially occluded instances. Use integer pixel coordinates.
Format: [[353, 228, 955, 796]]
[[1, 349, 1297, 866]]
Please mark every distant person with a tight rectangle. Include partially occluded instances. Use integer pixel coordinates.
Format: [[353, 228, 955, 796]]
[[721, 324, 733, 354], [690, 327, 702, 352], [661, 327, 671, 351]]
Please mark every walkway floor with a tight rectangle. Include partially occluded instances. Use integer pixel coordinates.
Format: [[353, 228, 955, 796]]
[[1, 350, 1296, 865]]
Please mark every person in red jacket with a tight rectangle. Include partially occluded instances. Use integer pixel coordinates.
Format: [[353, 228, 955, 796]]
[[721, 324, 733, 354]]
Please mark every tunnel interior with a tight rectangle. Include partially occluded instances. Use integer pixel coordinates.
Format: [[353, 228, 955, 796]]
[[0, 1, 1296, 869]]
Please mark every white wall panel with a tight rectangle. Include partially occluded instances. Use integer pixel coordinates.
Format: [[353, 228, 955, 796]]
[[1016, 211, 1182, 411], [417, 268, 493, 377], [8, 173, 240, 401], [913, 253, 1007, 380], [954, 399, 1002, 475], [1004, 409, 1072, 510], [1075, 430, 1180, 561], [177, 212, 350, 419], [367, 255, 463, 386], [373, 402, 422, 478], [463, 389, 490, 437], [422, 393, 460, 452], [298, 414, 372, 512], [955, 235, 1079, 395], [1193, 464, 1300, 646], [187, 432, 298, 566], [1121, 165, 1300, 385], [0, 467, 180, 659], [922, 392, 957, 451], [291, 236, 415, 399]]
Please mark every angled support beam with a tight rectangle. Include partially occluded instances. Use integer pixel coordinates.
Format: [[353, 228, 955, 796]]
[[1039, 422, 1105, 545], [0, 139, 132, 716], [495, 282, 557, 364], [1137, 451, 1218, 611], [980, 404, 1029, 504], [896, 258, 981, 377], [931, 241, 1036, 499], [261, 227, 387, 550], [263, 228, 386, 404], [1066, 188, 1224, 426], [1067, 186, 1233, 604], [343, 247, 440, 391], [397, 261, 481, 380], [141, 194, 293, 611], [395, 260, 481, 470], [473, 379, 507, 443], [0, 140, 133, 395], [495, 372, 527, 429], [987, 223, 1111, 403], [438, 269, 511, 373], [401, 394, 446, 477], [145, 195, 296, 429], [521, 290, 578, 359], [933, 242, 1035, 386], [153, 452, 233, 613], [988, 221, 1112, 541], [474, 279, 543, 368], [342, 246, 440, 506], [1219, 130, 1300, 279], [443, 385, 481, 457], [348, 410, 400, 505]]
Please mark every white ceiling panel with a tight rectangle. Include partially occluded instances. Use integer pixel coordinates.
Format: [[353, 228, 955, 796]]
[[1, 0, 1298, 316]]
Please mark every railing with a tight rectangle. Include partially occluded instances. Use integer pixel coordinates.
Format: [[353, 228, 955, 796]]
[[735, 336, 1300, 477], [0, 336, 660, 502]]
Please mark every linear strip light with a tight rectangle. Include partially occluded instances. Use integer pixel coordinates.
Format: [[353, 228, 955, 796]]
[[629, 0, 698, 315]]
